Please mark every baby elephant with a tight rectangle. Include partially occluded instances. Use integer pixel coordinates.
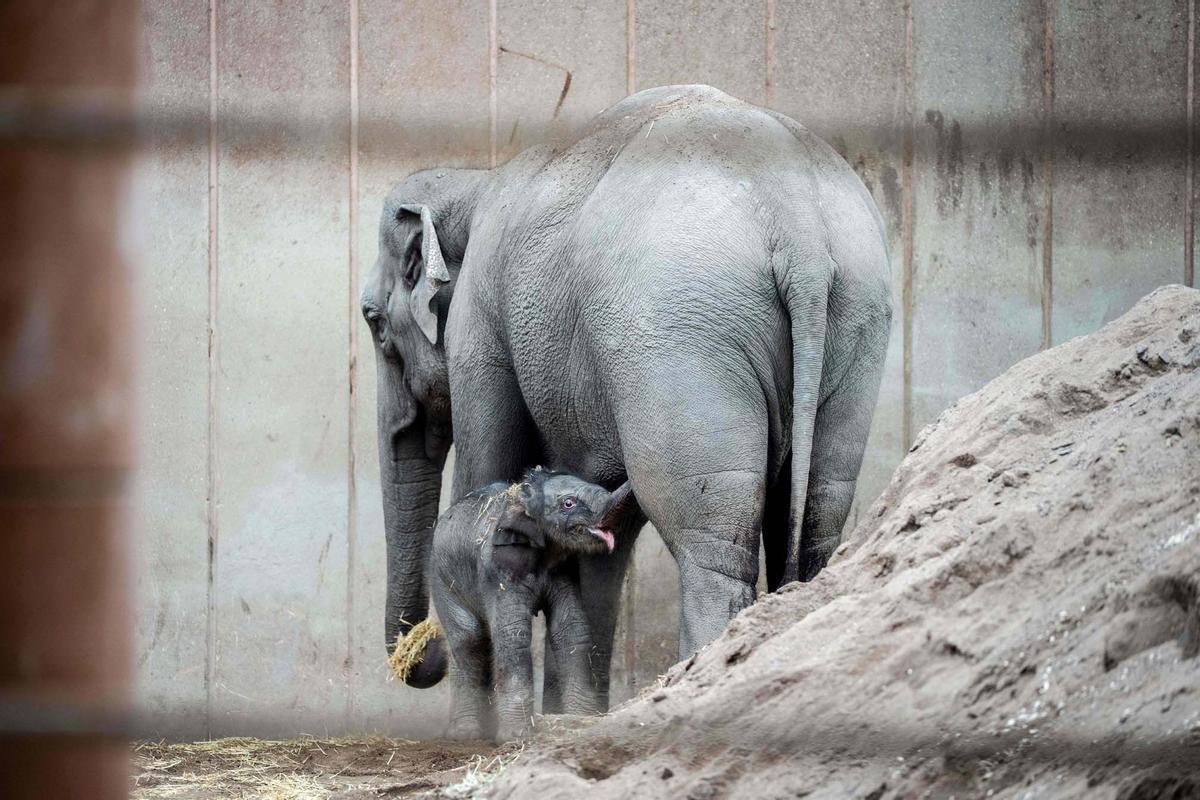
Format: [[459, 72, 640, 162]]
[[430, 468, 632, 740]]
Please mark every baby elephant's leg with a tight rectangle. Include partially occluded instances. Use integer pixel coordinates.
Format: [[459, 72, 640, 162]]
[[439, 605, 494, 740], [546, 582, 601, 716], [487, 592, 536, 741]]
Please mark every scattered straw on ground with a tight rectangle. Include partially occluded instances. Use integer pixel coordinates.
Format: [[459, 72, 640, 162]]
[[388, 617, 444, 682], [130, 735, 496, 799], [258, 774, 328, 800], [440, 744, 526, 799]]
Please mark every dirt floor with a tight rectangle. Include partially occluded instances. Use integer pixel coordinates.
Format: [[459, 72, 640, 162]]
[[132, 286, 1200, 799], [129, 737, 505, 798]]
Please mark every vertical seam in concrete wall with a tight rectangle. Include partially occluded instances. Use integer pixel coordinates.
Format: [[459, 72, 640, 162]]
[[624, 573, 637, 697], [346, 0, 360, 730], [204, 0, 220, 739], [489, 0, 498, 168], [1188, 0, 1196, 288], [1041, 0, 1055, 348], [765, 0, 775, 106], [901, 0, 915, 449], [627, 0, 636, 94]]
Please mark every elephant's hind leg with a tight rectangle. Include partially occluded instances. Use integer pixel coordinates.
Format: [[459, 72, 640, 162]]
[[666, 477, 763, 657], [625, 403, 768, 658]]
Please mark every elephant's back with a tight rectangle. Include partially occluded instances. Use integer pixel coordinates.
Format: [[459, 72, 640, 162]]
[[564, 87, 891, 328], [555, 84, 851, 195], [432, 486, 501, 562], [549, 86, 872, 282], [489, 87, 887, 476], [500, 86, 827, 236], [497, 84, 877, 292], [561, 84, 795, 164]]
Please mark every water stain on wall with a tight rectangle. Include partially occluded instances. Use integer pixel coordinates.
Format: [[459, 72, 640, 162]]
[[924, 109, 964, 216]]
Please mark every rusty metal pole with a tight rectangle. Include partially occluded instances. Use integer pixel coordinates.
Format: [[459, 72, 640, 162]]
[[0, 2, 138, 798]]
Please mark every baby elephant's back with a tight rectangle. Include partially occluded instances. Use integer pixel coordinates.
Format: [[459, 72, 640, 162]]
[[430, 483, 507, 583]]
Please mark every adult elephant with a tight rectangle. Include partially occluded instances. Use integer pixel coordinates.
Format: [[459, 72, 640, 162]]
[[362, 85, 891, 701]]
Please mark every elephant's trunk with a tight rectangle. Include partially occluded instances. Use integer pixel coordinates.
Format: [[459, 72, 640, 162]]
[[377, 358, 448, 688]]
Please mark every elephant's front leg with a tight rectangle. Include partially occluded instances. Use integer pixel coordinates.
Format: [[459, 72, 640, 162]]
[[570, 524, 638, 710], [436, 598, 495, 739], [545, 582, 601, 715], [444, 633, 494, 739], [448, 356, 541, 501], [447, 660, 493, 740], [487, 592, 536, 741]]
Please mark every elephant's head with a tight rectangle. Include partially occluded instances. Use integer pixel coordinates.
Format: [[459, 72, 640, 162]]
[[497, 469, 637, 557], [361, 167, 485, 687]]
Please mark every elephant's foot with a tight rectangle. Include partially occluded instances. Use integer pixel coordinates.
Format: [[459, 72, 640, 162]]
[[677, 560, 757, 657], [494, 716, 534, 743], [446, 716, 487, 741]]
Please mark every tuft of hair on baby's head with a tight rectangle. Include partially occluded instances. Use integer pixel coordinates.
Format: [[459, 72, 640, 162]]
[[496, 467, 536, 518]]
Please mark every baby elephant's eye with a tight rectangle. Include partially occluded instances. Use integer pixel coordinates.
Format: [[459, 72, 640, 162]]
[[560, 497, 577, 510]]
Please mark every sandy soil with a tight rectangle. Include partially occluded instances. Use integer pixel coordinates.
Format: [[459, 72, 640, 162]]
[[482, 286, 1200, 798]]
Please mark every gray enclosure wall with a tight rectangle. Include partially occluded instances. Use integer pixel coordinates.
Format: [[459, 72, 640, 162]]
[[135, 0, 1195, 738]]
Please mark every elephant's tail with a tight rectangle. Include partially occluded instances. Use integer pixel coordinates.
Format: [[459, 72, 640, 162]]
[[776, 276, 828, 586], [774, 249, 892, 586], [794, 312, 890, 581], [762, 106, 893, 585]]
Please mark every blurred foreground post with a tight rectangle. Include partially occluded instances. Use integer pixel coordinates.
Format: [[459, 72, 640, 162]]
[[0, 2, 138, 798]]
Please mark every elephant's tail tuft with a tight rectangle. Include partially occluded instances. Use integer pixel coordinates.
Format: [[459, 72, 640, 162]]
[[388, 618, 448, 688]]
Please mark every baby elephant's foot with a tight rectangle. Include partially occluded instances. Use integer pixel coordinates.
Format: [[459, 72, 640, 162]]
[[446, 717, 486, 741], [494, 717, 534, 743]]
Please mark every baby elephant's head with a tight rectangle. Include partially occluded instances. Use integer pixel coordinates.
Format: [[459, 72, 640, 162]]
[[502, 468, 633, 555]]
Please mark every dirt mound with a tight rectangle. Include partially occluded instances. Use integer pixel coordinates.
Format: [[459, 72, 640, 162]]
[[484, 286, 1200, 799]]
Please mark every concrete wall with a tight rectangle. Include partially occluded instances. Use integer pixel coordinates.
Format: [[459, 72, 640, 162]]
[[133, 0, 1195, 739]]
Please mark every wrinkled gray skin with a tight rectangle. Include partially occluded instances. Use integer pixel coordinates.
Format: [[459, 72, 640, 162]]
[[362, 85, 892, 704], [427, 470, 629, 741]]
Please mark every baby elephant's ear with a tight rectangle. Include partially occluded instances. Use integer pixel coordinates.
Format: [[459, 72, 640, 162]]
[[517, 480, 541, 516], [497, 502, 545, 548]]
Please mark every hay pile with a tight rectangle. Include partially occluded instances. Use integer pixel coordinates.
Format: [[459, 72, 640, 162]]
[[131, 737, 332, 799], [130, 735, 498, 799], [485, 286, 1200, 798]]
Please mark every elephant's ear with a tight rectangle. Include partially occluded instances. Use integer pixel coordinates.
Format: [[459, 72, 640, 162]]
[[398, 204, 451, 345], [496, 502, 545, 549], [516, 479, 542, 517]]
